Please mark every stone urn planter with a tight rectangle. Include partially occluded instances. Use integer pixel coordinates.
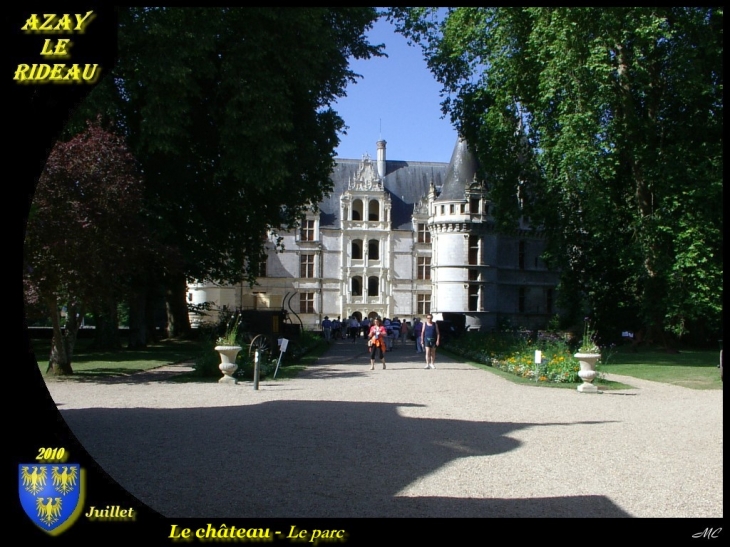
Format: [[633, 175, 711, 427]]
[[214, 345, 242, 384], [574, 352, 601, 393]]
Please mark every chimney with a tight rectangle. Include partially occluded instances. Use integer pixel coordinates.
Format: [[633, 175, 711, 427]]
[[376, 140, 386, 179]]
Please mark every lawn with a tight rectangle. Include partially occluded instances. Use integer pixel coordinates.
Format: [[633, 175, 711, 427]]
[[599, 346, 722, 390], [31, 338, 202, 380]]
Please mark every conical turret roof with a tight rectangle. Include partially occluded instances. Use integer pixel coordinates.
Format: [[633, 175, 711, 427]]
[[435, 136, 479, 201]]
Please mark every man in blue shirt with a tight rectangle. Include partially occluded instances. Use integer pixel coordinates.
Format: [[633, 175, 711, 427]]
[[321, 316, 332, 343]]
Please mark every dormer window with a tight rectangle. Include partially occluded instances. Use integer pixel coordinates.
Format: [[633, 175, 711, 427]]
[[300, 219, 316, 241]]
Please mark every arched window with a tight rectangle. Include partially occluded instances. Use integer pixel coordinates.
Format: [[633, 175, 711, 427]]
[[352, 199, 363, 221], [368, 276, 379, 296], [351, 276, 362, 296], [368, 239, 379, 260], [368, 199, 380, 221], [351, 239, 363, 259]]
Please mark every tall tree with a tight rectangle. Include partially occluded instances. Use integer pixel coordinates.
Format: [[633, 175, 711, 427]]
[[69, 7, 383, 339], [391, 7, 723, 343], [24, 119, 148, 374]]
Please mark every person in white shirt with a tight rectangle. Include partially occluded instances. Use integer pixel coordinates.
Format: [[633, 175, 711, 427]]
[[348, 316, 360, 343]]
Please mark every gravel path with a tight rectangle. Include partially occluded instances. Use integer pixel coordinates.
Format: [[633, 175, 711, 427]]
[[44, 339, 723, 518]]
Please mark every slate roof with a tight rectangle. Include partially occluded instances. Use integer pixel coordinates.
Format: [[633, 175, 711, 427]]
[[435, 137, 480, 202], [319, 158, 449, 229]]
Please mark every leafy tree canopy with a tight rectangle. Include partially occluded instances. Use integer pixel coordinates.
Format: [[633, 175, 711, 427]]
[[390, 7, 723, 342], [24, 118, 148, 373], [72, 7, 384, 286]]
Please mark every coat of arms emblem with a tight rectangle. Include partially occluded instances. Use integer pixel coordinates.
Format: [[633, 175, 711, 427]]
[[19, 463, 85, 535]]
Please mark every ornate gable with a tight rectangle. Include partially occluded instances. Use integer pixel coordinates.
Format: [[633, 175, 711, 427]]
[[347, 153, 382, 191]]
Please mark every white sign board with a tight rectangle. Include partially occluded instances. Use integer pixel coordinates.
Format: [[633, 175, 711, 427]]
[[278, 338, 289, 352]]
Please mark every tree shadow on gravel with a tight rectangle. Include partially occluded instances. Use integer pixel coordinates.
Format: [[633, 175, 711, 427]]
[[56, 400, 629, 518]]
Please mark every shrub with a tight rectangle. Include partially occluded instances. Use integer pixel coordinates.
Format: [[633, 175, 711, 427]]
[[235, 345, 290, 380], [443, 331, 594, 384], [194, 329, 326, 381], [193, 329, 224, 378]]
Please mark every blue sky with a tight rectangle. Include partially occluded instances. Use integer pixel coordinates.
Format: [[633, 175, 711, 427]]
[[333, 16, 459, 164]]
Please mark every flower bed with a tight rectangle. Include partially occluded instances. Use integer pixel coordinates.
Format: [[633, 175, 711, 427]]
[[444, 331, 593, 384]]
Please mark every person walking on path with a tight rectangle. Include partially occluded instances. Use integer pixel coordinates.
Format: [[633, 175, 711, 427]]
[[348, 316, 360, 343], [420, 314, 440, 369], [400, 319, 409, 345], [413, 318, 424, 353], [321, 316, 332, 343], [383, 318, 394, 351], [368, 318, 387, 370], [360, 316, 370, 340]]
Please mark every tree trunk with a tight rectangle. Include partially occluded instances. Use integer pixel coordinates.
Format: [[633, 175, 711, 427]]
[[164, 273, 192, 339], [127, 288, 148, 349], [146, 287, 165, 343], [47, 297, 82, 375], [92, 298, 121, 350]]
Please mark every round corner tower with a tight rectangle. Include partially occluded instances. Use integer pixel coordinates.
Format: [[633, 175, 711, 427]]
[[428, 136, 495, 331]]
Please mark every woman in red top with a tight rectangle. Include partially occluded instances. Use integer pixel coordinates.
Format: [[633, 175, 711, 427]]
[[368, 318, 388, 370]]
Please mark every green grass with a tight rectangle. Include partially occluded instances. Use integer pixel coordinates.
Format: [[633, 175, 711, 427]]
[[32, 338, 202, 380], [599, 346, 722, 390]]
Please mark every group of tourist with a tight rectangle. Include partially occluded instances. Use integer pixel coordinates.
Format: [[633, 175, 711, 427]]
[[320, 315, 355, 342], [321, 314, 441, 371]]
